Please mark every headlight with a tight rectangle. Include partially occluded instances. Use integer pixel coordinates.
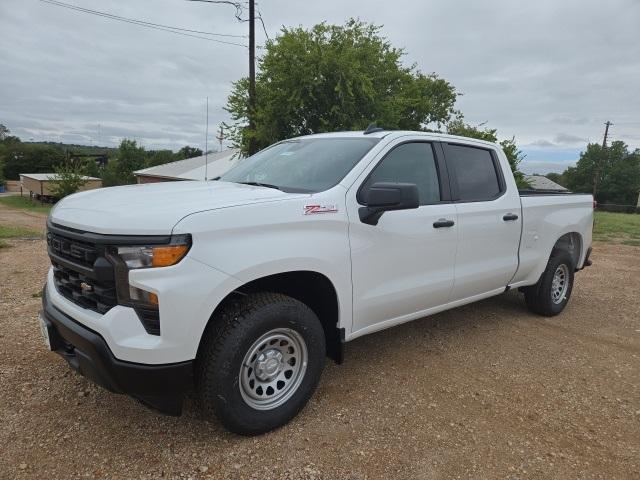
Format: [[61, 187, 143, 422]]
[[108, 234, 191, 336], [117, 242, 190, 269]]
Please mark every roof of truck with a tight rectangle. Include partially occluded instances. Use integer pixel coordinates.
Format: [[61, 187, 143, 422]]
[[299, 130, 500, 148]]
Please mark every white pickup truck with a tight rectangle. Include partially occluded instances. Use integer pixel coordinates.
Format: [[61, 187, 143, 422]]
[[40, 130, 593, 434]]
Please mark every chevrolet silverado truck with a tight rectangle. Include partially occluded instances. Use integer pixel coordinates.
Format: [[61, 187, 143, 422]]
[[39, 130, 593, 435]]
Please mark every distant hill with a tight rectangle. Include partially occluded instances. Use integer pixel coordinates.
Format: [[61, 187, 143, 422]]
[[25, 141, 116, 156]]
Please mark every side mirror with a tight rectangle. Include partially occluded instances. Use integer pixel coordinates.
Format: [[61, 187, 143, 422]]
[[359, 182, 419, 225]]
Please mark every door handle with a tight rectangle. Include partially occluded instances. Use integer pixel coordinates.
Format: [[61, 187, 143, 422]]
[[433, 219, 455, 228], [503, 213, 519, 221]]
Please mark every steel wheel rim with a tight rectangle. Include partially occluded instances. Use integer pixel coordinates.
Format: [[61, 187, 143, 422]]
[[551, 263, 569, 304], [239, 328, 308, 410]]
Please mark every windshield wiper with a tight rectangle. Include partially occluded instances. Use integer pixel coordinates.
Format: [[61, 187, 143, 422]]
[[236, 181, 283, 191]]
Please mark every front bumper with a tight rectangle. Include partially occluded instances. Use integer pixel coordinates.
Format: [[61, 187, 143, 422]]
[[41, 287, 193, 415]]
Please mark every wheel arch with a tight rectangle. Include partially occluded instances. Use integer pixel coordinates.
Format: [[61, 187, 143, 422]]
[[551, 231, 583, 269], [198, 270, 344, 364]]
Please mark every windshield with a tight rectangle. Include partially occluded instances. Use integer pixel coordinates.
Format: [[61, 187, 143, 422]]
[[220, 137, 380, 193]]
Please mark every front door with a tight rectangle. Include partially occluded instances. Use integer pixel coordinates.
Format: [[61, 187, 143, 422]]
[[347, 140, 458, 336]]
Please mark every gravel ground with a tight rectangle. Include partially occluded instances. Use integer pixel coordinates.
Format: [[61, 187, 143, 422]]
[[0, 205, 639, 479]]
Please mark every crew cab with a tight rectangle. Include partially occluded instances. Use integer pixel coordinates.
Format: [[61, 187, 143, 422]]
[[39, 130, 593, 435]]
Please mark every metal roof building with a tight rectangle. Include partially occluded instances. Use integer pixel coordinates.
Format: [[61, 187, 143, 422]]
[[523, 175, 568, 192], [20, 173, 102, 198], [134, 149, 242, 183]]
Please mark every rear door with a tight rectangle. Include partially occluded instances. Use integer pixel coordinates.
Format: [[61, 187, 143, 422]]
[[442, 143, 522, 301], [347, 139, 458, 335]]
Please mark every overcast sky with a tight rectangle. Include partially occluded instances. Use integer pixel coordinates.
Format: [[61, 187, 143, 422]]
[[1, 0, 639, 173]]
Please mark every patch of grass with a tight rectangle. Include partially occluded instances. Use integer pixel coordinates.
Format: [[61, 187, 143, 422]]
[[0, 225, 43, 239], [0, 195, 53, 214], [593, 211, 640, 246]]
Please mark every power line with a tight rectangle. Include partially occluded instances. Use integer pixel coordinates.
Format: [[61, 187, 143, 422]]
[[256, 9, 270, 40], [186, 0, 245, 20], [39, 0, 248, 47], [40, 0, 247, 38], [188, 0, 261, 154]]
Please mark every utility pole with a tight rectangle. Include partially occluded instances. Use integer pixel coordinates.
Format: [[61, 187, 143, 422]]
[[593, 120, 612, 197], [187, 0, 258, 154], [248, 0, 257, 155]]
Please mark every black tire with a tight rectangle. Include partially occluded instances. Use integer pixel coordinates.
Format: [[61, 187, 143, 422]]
[[524, 251, 575, 317], [196, 292, 326, 435]]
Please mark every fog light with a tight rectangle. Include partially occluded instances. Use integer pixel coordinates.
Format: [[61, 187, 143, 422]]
[[129, 286, 158, 305]]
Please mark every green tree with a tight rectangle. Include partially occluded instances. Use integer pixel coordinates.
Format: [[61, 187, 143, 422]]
[[446, 119, 529, 188], [101, 160, 121, 187], [147, 149, 175, 167], [0, 142, 65, 179], [599, 147, 640, 205], [82, 158, 103, 179], [225, 19, 458, 153], [103, 139, 147, 186], [545, 172, 566, 187], [50, 159, 87, 199], [563, 141, 639, 203], [564, 141, 620, 196], [176, 146, 203, 159]]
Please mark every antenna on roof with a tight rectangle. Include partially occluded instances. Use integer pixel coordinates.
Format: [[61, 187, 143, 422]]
[[364, 123, 384, 135], [204, 97, 209, 181]]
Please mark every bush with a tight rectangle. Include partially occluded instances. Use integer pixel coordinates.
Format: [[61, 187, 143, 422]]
[[50, 159, 87, 199]]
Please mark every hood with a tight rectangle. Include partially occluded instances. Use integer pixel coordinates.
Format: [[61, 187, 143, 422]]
[[50, 180, 305, 235]]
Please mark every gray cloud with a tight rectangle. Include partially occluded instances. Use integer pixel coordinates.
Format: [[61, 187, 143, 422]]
[[554, 133, 588, 145], [1, 0, 639, 154]]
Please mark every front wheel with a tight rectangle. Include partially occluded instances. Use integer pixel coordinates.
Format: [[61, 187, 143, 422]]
[[524, 251, 575, 316], [196, 292, 326, 435]]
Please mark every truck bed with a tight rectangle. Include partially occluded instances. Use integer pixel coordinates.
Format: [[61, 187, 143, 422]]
[[509, 192, 593, 288]]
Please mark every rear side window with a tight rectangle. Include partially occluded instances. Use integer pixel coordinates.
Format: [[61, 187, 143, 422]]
[[446, 145, 502, 201], [359, 142, 441, 205]]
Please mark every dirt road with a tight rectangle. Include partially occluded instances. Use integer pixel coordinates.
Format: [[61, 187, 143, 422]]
[[0, 205, 638, 479], [0, 201, 47, 232]]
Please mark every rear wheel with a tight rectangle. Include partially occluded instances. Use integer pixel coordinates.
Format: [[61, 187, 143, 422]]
[[196, 292, 325, 435], [524, 251, 575, 316]]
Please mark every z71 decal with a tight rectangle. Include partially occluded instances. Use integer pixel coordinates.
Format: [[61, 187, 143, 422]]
[[304, 204, 338, 215]]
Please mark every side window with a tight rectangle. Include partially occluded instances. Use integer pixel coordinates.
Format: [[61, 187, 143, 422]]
[[360, 142, 441, 205], [446, 145, 502, 201]]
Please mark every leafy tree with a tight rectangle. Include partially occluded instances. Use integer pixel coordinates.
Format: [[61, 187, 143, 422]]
[[564, 141, 620, 195], [226, 19, 458, 153], [545, 172, 566, 187], [102, 139, 147, 186], [177, 146, 203, 159], [50, 159, 87, 199], [147, 149, 175, 167], [101, 160, 122, 187], [82, 158, 103, 179], [598, 146, 640, 205], [446, 119, 529, 188], [0, 142, 65, 179], [563, 141, 640, 204]]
